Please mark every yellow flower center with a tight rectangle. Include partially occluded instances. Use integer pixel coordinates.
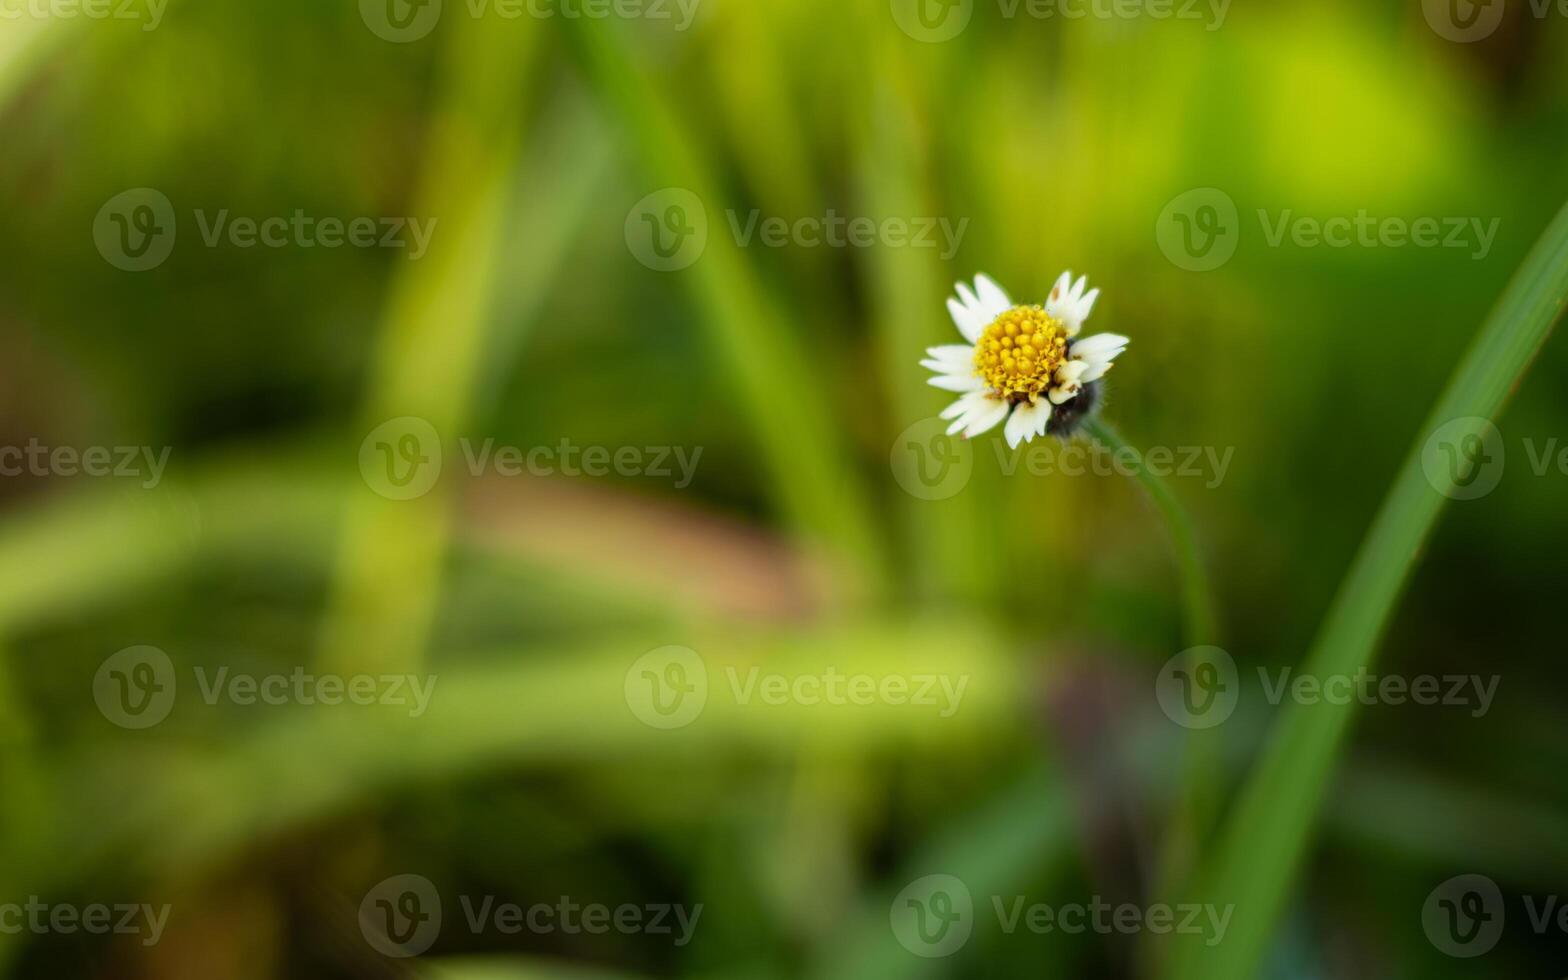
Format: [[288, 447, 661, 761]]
[[974, 306, 1068, 400]]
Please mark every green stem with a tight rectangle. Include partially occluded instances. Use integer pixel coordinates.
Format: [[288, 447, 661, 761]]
[[1084, 418, 1222, 920], [1165, 199, 1568, 980], [1085, 419, 1218, 648]]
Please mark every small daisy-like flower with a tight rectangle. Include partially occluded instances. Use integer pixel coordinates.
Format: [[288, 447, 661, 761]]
[[922, 272, 1128, 447]]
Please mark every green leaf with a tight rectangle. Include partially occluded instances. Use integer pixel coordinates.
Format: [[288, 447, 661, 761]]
[[1166, 200, 1568, 980]]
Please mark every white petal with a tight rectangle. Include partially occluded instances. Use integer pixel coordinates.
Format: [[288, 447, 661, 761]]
[[1032, 402, 1053, 436], [1049, 384, 1081, 405], [1009, 399, 1051, 443], [1004, 406, 1033, 449], [973, 274, 1012, 319], [947, 298, 984, 343], [1046, 271, 1073, 318], [1071, 333, 1129, 359], [955, 281, 980, 312], [928, 373, 984, 392], [1056, 359, 1088, 384], [1076, 287, 1100, 324], [924, 346, 975, 374], [963, 398, 1010, 438], [1079, 362, 1114, 383], [926, 344, 974, 363], [941, 389, 990, 422]]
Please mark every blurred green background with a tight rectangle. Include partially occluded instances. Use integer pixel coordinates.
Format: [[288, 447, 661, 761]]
[[2, 0, 1568, 976]]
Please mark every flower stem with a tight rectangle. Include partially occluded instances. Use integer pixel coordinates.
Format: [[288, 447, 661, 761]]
[[1083, 418, 1221, 934], [1085, 419, 1218, 648]]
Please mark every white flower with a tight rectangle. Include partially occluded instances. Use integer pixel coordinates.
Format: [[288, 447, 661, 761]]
[[921, 272, 1128, 447]]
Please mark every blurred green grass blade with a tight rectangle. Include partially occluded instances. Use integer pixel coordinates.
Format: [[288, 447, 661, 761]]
[[1329, 763, 1568, 889], [476, 92, 615, 413], [565, 20, 888, 600], [319, 18, 540, 676], [855, 25, 999, 604], [809, 762, 1073, 980], [706, 4, 818, 221], [36, 621, 1019, 896], [1168, 200, 1568, 980]]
